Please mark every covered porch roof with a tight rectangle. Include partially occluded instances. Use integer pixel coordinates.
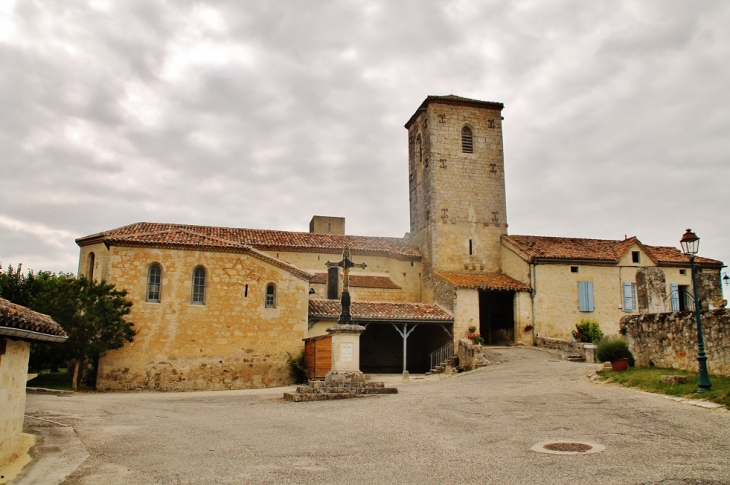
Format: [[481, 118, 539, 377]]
[[308, 300, 453, 324]]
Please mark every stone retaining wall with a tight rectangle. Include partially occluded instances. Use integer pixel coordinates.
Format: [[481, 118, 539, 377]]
[[620, 309, 730, 376], [457, 339, 487, 370], [535, 337, 596, 363]]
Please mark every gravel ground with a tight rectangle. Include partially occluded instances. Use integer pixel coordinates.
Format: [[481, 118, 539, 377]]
[[22, 347, 730, 485]]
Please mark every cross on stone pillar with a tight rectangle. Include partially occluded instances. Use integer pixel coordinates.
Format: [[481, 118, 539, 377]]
[[325, 245, 367, 326], [324, 245, 368, 382]]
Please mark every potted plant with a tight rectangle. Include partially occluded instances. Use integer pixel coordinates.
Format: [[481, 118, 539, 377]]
[[596, 336, 634, 371], [571, 319, 604, 344], [468, 333, 485, 345]]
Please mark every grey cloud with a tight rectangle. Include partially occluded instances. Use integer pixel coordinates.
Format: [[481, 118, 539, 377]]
[[0, 0, 727, 286]]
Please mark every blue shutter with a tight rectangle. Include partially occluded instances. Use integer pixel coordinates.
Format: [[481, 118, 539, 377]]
[[586, 281, 594, 312], [578, 282, 587, 311], [578, 281, 595, 312], [670, 283, 679, 312], [623, 282, 633, 312]]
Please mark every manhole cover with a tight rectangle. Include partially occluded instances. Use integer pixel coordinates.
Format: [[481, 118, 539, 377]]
[[531, 441, 605, 455], [545, 442, 592, 452]]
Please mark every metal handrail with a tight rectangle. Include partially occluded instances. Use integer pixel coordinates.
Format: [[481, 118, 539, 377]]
[[429, 342, 454, 370]]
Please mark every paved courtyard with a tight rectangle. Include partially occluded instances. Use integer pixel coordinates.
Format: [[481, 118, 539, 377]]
[[17, 347, 730, 484]]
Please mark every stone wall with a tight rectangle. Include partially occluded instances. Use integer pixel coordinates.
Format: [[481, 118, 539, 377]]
[[636, 267, 669, 313], [535, 336, 596, 363], [457, 338, 487, 370], [0, 338, 30, 467], [95, 246, 310, 391], [621, 309, 730, 376]]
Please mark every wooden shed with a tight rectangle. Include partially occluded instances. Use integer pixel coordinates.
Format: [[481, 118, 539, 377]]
[[303, 334, 332, 379]]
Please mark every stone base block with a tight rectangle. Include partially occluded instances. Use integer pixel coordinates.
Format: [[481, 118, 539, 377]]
[[283, 378, 397, 402], [660, 375, 688, 384], [325, 370, 366, 384]]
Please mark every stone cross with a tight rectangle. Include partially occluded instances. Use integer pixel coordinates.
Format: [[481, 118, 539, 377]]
[[325, 245, 367, 325]]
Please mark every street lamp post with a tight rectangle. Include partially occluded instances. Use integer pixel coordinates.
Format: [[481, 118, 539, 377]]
[[679, 229, 712, 392]]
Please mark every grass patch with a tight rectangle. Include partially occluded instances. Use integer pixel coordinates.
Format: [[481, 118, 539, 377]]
[[28, 369, 73, 391], [597, 367, 730, 409]]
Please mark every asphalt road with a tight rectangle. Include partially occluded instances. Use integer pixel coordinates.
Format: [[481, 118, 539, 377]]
[[20, 347, 730, 484]]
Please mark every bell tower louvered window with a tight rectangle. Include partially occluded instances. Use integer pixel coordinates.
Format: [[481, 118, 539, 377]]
[[461, 126, 473, 153]]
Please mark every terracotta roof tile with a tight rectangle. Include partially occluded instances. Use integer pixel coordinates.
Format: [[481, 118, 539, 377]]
[[0, 298, 67, 341], [77, 223, 420, 261], [308, 300, 453, 322], [435, 272, 531, 292], [644, 245, 723, 267], [309, 273, 401, 289], [503, 235, 723, 267]]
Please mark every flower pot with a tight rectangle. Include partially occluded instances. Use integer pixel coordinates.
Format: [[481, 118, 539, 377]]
[[610, 358, 629, 372]]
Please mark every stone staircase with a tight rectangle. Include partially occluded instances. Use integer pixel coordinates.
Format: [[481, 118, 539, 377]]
[[426, 354, 459, 375], [283, 379, 398, 402]]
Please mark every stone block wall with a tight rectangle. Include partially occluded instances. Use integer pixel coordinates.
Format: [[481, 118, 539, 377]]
[[621, 309, 730, 376], [535, 336, 596, 363], [636, 267, 669, 314], [95, 246, 310, 391], [457, 338, 487, 370], [0, 338, 30, 467]]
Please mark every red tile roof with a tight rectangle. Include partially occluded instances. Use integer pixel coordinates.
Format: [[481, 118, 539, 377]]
[[76, 222, 420, 261], [0, 298, 67, 342], [644, 245, 723, 267], [435, 272, 531, 292], [310, 273, 401, 289], [308, 300, 453, 322], [503, 235, 723, 267]]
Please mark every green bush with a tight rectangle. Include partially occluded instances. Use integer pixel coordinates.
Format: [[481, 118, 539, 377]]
[[596, 335, 634, 364], [572, 319, 604, 344], [286, 349, 308, 384]]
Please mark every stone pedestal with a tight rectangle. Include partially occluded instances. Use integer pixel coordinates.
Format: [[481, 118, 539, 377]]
[[325, 323, 365, 382]]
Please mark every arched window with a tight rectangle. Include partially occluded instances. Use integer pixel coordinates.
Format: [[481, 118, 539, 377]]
[[87, 252, 95, 280], [147, 264, 162, 302], [192, 267, 206, 304], [461, 126, 473, 153], [265, 284, 276, 308]]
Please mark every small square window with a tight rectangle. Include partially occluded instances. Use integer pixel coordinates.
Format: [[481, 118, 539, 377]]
[[632, 251, 640, 263], [679, 269, 686, 275], [570, 266, 579, 273]]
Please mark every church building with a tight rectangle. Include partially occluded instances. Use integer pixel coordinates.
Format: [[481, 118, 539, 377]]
[[76, 95, 725, 391]]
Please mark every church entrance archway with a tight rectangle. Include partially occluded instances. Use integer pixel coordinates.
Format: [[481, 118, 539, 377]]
[[478, 290, 515, 345]]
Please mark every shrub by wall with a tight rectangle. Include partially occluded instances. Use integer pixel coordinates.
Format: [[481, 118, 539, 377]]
[[620, 309, 730, 376]]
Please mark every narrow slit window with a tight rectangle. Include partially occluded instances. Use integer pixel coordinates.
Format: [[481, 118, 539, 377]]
[[192, 267, 206, 304], [265, 284, 276, 308], [147, 264, 161, 302], [468, 239, 473, 255], [461, 126, 473, 153], [88, 252, 95, 280]]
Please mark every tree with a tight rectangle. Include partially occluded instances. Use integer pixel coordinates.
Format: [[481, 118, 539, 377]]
[[65, 277, 135, 389], [0, 265, 135, 389]]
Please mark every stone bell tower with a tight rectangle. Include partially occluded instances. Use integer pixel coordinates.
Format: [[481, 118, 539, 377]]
[[405, 95, 507, 279]]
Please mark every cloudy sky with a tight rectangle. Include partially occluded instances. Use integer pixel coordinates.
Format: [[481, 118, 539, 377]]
[[1, 0, 728, 291]]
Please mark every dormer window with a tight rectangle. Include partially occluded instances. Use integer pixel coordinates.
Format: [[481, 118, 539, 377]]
[[461, 126, 473, 153]]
